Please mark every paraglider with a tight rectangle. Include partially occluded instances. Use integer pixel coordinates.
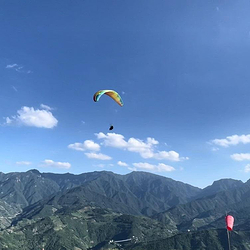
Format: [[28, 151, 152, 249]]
[[93, 90, 123, 107], [93, 90, 123, 130], [225, 215, 234, 250]]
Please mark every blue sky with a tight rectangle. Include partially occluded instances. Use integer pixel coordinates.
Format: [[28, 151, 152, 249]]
[[1, 0, 250, 188]]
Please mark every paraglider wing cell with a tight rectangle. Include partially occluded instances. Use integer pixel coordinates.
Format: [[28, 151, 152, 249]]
[[93, 90, 123, 107], [226, 215, 234, 231]]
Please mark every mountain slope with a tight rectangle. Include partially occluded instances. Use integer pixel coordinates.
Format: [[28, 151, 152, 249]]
[[43, 170, 202, 214], [0, 170, 202, 216], [123, 171, 201, 214], [12, 170, 204, 223], [0, 170, 60, 207], [155, 180, 250, 231], [1, 206, 176, 250]]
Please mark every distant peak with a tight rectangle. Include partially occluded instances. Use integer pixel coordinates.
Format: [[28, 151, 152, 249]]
[[27, 169, 40, 175], [211, 179, 243, 186]]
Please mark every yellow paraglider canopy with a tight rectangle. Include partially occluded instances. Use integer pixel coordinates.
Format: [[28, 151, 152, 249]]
[[93, 90, 124, 107]]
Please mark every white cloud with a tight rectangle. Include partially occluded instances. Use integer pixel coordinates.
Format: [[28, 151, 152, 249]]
[[211, 134, 250, 147], [133, 162, 156, 170], [127, 137, 158, 158], [157, 163, 176, 172], [5, 106, 58, 128], [95, 132, 185, 161], [231, 153, 250, 161], [117, 161, 128, 167], [41, 159, 71, 169], [244, 164, 250, 173], [153, 150, 181, 161], [96, 132, 128, 148], [85, 152, 112, 160], [16, 161, 32, 165], [68, 140, 100, 152], [132, 162, 175, 172]]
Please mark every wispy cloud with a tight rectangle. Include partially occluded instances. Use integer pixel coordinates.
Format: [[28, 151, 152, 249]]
[[93, 163, 114, 168], [16, 161, 32, 165], [5, 105, 58, 128], [132, 162, 175, 172], [212, 147, 220, 152], [85, 152, 112, 160], [6, 63, 32, 74], [231, 153, 250, 161], [117, 161, 128, 167], [12, 86, 18, 92], [5, 117, 12, 124], [15, 66, 24, 72], [95, 164, 105, 168], [210, 134, 250, 147], [6, 64, 18, 69], [128, 167, 137, 171], [96, 132, 186, 161], [40, 104, 52, 111], [68, 140, 100, 152], [41, 159, 71, 169]]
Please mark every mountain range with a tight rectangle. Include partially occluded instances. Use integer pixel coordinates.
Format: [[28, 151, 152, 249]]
[[0, 169, 248, 249]]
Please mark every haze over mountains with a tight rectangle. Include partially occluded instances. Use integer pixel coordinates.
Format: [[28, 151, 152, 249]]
[[0, 170, 249, 249]]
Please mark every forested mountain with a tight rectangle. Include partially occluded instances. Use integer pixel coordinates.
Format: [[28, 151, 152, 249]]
[[130, 229, 250, 250], [0, 170, 248, 249], [0, 170, 201, 218]]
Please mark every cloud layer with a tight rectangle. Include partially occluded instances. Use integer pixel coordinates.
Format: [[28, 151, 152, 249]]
[[41, 159, 71, 169], [96, 132, 185, 161], [117, 161, 128, 167], [231, 153, 250, 161], [68, 140, 100, 152], [16, 161, 32, 165], [85, 152, 112, 160], [133, 162, 175, 172], [211, 134, 250, 147]]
